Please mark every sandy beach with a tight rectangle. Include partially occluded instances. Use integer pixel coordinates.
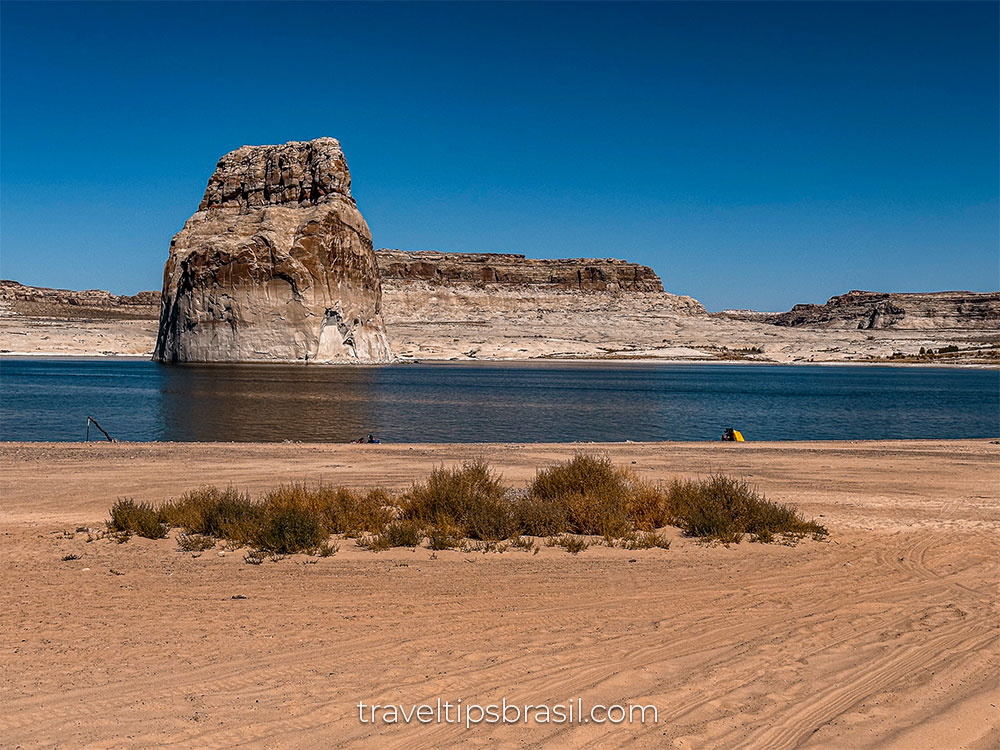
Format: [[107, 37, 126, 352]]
[[2, 439, 997, 748]]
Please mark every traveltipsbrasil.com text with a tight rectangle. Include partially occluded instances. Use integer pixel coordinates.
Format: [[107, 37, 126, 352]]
[[357, 698, 659, 728]]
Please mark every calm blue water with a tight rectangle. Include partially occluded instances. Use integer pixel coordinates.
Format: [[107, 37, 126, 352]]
[[0, 358, 996, 443]]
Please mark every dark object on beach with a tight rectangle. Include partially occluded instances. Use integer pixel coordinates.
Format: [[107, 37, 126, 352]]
[[721, 427, 745, 442], [85, 416, 116, 443], [352, 433, 380, 444]]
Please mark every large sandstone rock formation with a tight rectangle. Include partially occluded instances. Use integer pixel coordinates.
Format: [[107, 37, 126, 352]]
[[376, 249, 664, 292], [763, 290, 1000, 330], [153, 138, 391, 363]]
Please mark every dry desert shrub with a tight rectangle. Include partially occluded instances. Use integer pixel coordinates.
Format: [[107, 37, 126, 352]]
[[546, 534, 590, 554], [511, 494, 567, 536], [401, 460, 516, 540], [528, 454, 634, 537], [106, 458, 826, 561], [251, 506, 328, 554], [107, 498, 167, 539], [158, 486, 261, 545], [619, 531, 672, 550], [262, 484, 393, 536], [177, 533, 215, 552], [509, 535, 539, 552], [362, 519, 423, 551], [426, 520, 464, 550], [668, 474, 827, 544]]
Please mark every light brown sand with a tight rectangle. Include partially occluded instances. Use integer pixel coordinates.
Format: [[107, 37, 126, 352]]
[[1, 440, 998, 748]]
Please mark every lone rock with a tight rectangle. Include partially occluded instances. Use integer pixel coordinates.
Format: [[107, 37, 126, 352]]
[[154, 138, 391, 363]]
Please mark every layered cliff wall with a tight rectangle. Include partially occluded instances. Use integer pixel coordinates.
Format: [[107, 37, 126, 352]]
[[153, 138, 391, 363], [0, 280, 159, 320], [376, 249, 664, 292], [763, 290, 1000, 330]]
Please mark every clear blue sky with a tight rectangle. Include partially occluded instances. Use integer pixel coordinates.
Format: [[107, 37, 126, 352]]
[[1, 1, 997, 311]]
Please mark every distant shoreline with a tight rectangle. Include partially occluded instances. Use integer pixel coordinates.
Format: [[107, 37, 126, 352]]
[[2, 351, 997, 369]]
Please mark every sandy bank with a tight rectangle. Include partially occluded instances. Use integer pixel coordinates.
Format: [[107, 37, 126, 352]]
[[1, 440, 998, 748]]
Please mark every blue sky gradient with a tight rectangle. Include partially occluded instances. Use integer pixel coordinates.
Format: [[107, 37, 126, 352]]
[[1, 1, 997, 310]]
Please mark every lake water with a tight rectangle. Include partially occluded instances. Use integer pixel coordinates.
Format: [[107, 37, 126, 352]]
[[0, 358, 996, 443]]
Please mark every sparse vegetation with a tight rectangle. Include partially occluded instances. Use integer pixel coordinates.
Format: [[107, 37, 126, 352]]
[[509, 536, 539, 552], [619, 531, 672, 550], [108, 498, 167, 539], [177, 533, 215, 552], [317, 541, 339, 557], [546, 535, 590, 554], [426, 521, 464, 550], [376, 519, 423, 548], [105, 456, 826, 562], [667, 474, 826, 544]]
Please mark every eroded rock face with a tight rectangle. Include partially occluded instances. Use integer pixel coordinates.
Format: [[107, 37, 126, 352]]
[[376, 250, 664, 292], [154, 138, 391, 363], [765, 290, 1000, 330]]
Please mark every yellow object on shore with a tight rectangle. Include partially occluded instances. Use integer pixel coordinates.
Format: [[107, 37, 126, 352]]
[[733, 430, 745, 442]]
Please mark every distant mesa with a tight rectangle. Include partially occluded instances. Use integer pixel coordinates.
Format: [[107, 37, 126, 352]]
[[0, 280, 158, 320], [762, 290, 1000, 330], [153, 137, 392, 363], [375, 249, 665, 292]]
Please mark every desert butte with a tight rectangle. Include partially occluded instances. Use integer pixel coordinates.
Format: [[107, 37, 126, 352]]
[[1, 439, 998, 748]]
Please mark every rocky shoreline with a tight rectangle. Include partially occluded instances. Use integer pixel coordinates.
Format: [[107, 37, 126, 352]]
[[3, 274, 998, 364]]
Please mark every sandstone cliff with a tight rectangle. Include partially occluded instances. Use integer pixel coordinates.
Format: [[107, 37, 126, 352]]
[[763, 290, 1000, 330], [371, 249, 706, 360], [153, 138, 391, 363], [376, 250, 664, 292]]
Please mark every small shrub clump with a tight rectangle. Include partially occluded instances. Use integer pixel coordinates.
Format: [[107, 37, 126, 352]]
[[509, 536, 539, 552], [426, 521, 464, 550], [401, 460, 515, 540], [252, 506, 328, 554], [177, 533, 215, 552], [379, 519, 423, 548], [668, 474, 827, 544], [620, 531, 672, 550], [529, 454, 635, 537], [158, 486, 261, 545], [546, 535, 590, 554], [108, 498, 167, 539]]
